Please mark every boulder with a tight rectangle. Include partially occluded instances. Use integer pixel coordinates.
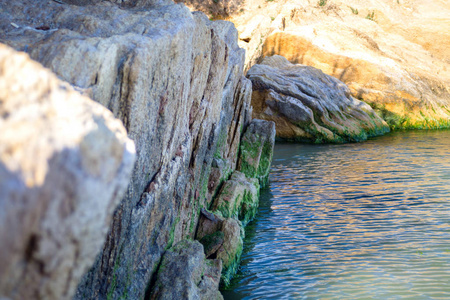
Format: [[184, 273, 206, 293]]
[[238, 119, 276, 187], [149, 240, 223, 300], [0, 44, 135, 300], [212, 171, 260, 225], [196, 208, 225, 241], [216, 218, 244, 286], [247, 55, 390, 143]]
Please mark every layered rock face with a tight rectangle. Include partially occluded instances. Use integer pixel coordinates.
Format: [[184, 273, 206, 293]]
[[248, 56, 389, 143], [0, 44, 136, 300], [182, 0, 450, 130], [0, 0, 273, 299]]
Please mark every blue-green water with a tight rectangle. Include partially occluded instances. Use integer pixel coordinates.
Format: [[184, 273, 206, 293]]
[[222, 130, 450, 300]]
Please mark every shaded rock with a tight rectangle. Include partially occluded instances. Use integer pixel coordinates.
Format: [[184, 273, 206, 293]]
[[149, 239, 223, 300], [199, 231, 225, 258], [238, 119, 276, 187], [248, 55, 390, 143], [196, 208, 225, 241], [216, 218, 243, 286], [212, 171, 259, 225], [0, 44, 135, 300], [198, 259, 223, 300]]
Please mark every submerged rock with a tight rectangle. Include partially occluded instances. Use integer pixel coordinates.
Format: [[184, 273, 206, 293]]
[[0, 44, 135, 300], [248, 55, 389, 143], [149, 239, 223, 300]]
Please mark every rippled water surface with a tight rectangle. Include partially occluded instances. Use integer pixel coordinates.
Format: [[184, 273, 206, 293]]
[[222, 130, 450, 300]]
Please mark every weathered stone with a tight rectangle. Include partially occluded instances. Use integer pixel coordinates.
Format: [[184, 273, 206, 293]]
[[198, 259, 224, 300], [216, 218, 244, 286], [0, 44, 135, 300], [196, 208, 225, 241], [149, 239, 223, 300], [247, 55, 390, 143], [0, 1, 254, 298], [238, 119, 276, 187], [212, 171, 260, 225], [199, 231, 225, 258]]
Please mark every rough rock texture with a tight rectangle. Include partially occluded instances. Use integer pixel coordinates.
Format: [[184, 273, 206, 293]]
[[0, 1, 255, 299], [248, 56, 390, 143], [181, 0, 450, 130], [0, 44, 135, 300], [216, 218, 243, 285], [238, 119, 275, 186], [149, 240, 223, 300], [196, 208, 225, 241], [212, 171, 259, 225]]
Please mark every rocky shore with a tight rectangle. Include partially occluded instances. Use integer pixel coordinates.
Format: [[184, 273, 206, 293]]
[[0, 0, 274, 299], [1, 0, 449, 299]]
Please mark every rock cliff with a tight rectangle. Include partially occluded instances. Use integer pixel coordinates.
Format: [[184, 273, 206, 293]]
[[0, 0, 274, 299]]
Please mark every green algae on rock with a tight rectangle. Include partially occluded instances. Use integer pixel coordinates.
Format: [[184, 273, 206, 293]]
[[238, 119, 276, 187], [212, 171, 260, 225], [248, 55, 390, 143]]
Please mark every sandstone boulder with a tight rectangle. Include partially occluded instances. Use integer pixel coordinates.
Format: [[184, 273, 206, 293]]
[[149, 239, 223, 300], [247, 55, 390, 143], [0, 44, 135, 300]]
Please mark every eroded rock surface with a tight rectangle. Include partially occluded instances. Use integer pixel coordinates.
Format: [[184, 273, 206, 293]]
[[248, 55, 389, 143], [0, 1, 255, 299], [0, 44, 135, 300]]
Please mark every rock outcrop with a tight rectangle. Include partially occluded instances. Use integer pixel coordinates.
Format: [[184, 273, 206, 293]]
[[0, 0, 274, 299], [248, 55, 389, 143], [0, 44, 136, 300], [179, 0, 450, 130]]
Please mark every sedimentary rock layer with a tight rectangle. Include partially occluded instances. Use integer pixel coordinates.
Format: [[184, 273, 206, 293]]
[[248, 55, 389, 143], [0, 44, 136, 300]]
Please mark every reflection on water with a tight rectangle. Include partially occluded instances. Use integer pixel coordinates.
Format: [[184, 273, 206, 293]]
[[222, 130, 450, 300]]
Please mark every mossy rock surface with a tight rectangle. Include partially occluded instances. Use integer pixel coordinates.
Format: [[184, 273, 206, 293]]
[[238, 119, 276, 188], [212, 171, 260, 226]]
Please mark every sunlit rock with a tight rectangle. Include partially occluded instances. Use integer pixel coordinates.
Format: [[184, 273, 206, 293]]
[[248, 55, 390, 143]]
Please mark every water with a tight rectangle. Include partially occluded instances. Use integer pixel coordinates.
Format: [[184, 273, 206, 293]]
[[222, 130, 450, 300]]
